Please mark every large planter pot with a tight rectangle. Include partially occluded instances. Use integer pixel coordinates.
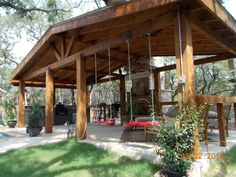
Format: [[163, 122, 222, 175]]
[[7, 120, 17, 128], [28, 127, 42, 137], [162, 170, 187, 177]]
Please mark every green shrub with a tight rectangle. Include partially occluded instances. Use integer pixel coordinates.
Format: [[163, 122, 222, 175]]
[[154, 106, 205, 173]]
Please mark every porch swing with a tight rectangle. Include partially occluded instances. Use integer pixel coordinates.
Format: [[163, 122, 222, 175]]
[[120, 35, 158, 142], [92, 49, 116, 126], [126, 34, 157, 127]]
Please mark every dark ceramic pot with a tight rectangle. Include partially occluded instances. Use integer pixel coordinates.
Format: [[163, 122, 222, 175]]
[[7, 120, 17, 128], [163, 170, 187, 177], [28, 127, 42, 137]]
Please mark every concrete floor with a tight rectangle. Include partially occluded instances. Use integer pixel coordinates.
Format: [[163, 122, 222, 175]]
[[1, 124, 236, 175]]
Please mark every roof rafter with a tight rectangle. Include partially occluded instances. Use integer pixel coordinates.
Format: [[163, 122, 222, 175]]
[[189, 14, 236, 55], [21, 12, 174, 81]]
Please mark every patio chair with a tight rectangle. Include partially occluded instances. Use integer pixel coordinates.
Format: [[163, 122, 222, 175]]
[[207, 104, 231, 137]]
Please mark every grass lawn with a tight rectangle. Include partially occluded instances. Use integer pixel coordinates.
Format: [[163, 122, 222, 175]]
[[205, 146, 236, 177], [0, 140, 159, 177]]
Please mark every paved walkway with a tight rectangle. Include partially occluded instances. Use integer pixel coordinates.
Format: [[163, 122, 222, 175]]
[[0, 126, 67, 154], [1, 124, 236, 176]]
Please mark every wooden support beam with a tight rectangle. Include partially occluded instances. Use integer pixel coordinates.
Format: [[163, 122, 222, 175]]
[[80, 12, 174, 57], [53, 0, 179, 34], [86, 69, 122, 76], [97, 63, 125, 81], [78, 4, 176, 36], [45, 70, 54, 133], [11, 0, 179, 81], [156, 54, 234, 72], [50, 43, 61, 61], [23, 52, 81, 80], [12, 80, 76, 89], [174, 15, 183, 109], [195, 95, 236, 104], [76, 54, 87, 140], [120, 76, 126, 124], [22, 12, 172, 82], [65, 32, 78, 57], [154, 71, 162, 116], [175, 13, 199, 160], [98, 75, 122, 84], [181, 15, 196, 106], [217, 103, 226, 146], [196, 0, 236, 34], [61, 34, 66, 60], [17, 81, 25, 128]]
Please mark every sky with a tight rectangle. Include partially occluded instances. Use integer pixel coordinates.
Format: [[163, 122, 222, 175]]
[[13, 0, 236, 59]]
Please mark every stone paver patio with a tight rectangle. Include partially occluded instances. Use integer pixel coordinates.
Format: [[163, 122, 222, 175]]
[[1, 124, 236, 176]]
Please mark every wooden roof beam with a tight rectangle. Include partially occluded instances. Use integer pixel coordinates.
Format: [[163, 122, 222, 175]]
[[98, 76, 123, 84], [195, 0, 236, 34], [77, 4, 176, 36], [65, 31, 78, 57], [189, 14, 236, 55], [156, 53, 234, 72], [86, 69, 122, 76], [23, 52, 81, 80], [80, 12, 174, 57], [22, 12, 174, 81], [11, 80, 76, 89], [50, 43, 61, 61], [11, 0, 179, 81]]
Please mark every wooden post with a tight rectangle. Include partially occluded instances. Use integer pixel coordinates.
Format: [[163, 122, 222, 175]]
[[154, 71, 162, 116], [175, 14, 200, 159], [45, 70, 54, 133], [17, 81, 25, 128], [234, 103, 236, 129], [217, 103, 226, 146], [175, 14, 196, 107], [76, 54, 87, 140], [120, 76, 126, 124], [175, 17, 183, 110]]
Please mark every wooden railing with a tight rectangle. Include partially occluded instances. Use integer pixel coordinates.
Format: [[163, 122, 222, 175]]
[[195, 95, 236, 147]]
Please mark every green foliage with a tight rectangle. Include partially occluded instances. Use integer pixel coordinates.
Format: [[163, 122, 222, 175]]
[[28, 102, 43, 128], [91, 81, 120, 106], [162, 56, 235, 97], [30, 103, 43, 119], [1, 99, 16, 121], [154, 106, 205, 173]]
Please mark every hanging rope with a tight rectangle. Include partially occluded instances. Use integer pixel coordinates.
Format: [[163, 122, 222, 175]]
[[94, 53, 98, 120], [177, 8, 185, 105], [108, 48, 112, 120], [127, 40, 133, 122], [94, 53, 98, 84], [147, 33, 155, 121]]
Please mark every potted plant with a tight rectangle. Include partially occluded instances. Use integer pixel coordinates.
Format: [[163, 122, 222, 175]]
[[27, 103, 44, 137], [2, 100, 17, 128], [154, 106, 204, 177]]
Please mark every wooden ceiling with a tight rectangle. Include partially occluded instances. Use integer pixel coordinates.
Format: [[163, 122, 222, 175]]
[[11, 0, 236, 88]]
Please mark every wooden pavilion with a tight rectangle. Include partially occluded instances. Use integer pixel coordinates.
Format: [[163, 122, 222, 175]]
[[11, 0, 236, 147]]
